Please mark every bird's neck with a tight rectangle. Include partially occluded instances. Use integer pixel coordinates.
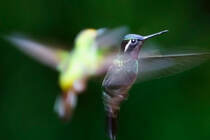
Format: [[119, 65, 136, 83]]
[[127, 45, 142, 60], [130, 50, 140, 59]]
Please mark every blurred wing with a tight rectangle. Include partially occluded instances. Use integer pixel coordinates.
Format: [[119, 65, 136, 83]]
[[95, 26, 129, 48], [4, 34, 69, 70], [138, 52, 210, 82], [93, 27, 128, 75], [140, 43, 162, 56]]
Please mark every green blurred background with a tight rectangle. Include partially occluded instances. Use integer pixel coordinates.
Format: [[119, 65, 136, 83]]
[[1, 0, 210, 140]]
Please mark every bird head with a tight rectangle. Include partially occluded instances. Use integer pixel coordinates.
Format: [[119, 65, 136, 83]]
[[121, 30, 168, 59], [74, 29, 97, 52]]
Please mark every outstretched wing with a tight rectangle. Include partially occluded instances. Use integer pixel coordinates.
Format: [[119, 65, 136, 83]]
[[4, 34, 69, 70], [138, 51, 210, 82]]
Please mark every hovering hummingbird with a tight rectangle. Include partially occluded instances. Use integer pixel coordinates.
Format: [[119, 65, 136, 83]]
[[4, 27, 128, 120], [102, 30, 210, 140]]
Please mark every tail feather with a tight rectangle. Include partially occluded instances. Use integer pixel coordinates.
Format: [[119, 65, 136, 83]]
[[103, 90, 127, 140], [106, 112, 118, 140], [54, 91, 77, 121]]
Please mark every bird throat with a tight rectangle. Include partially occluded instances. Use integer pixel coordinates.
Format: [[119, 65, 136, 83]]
[[124, 42, 143, 60]]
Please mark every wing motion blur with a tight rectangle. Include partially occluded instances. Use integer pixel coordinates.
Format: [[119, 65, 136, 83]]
[[138, 51, 210, 82], [95, 26, 128, 48], [4, 34, 69, 70]]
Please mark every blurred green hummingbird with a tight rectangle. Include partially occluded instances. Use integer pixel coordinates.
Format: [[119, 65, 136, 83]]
[[4, 27, 128, 120], [102, 30, 210, 140]]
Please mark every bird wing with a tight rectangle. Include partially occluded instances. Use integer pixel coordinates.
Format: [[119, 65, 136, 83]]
[[4, 34, 69, 70], [95, 26, 129, 48], [138, 51, 210, 82], [92, 27, 129, 75]]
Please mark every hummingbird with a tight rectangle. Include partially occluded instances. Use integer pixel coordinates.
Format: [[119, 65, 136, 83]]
[[4, 27, 128, 120], [102, 30, 210, 140]]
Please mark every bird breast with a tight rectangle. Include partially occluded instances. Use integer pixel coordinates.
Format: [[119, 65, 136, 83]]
[[102, 55, 138, 95]]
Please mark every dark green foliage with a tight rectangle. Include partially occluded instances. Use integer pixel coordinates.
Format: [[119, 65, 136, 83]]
[[0, 0, 210, 140]]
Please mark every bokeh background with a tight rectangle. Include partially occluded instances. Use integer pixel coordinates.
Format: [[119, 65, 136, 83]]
[[1, 0, 210, 140]]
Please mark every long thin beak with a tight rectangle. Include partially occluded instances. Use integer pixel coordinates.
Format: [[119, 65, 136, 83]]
[[143, 30, 168, 40]]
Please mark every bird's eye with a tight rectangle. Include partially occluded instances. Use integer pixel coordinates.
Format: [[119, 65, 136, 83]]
[[131, 39, 137, 44]]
